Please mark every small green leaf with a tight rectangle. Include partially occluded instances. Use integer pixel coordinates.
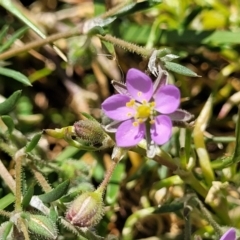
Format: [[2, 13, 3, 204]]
[[1, 115, 14, 134], [164, 61, 200, 77], [0, 90, 22, 115], [0, 26, 28, 53], [22, 183, 34, 209], [0, 67, 32, 86], [0, 193, 15, 210], [25, 132, 42, 153], [38, 180, 70, 203]]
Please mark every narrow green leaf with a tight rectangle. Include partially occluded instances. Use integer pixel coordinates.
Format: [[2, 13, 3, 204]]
[[0, 0, 45, 39], [0, 25, 9, 43], [164, 61, 200, 77], [38, 180, 70, 203], [22, 183, 34, 209], [0, 26, 28, 53], [0, 193, 15, 210], [0, 90, 22, 115], [0, 221, 13, 240], [0, 67, 32, 86], [1, 115, 14, 134], [25, 132, 42, 153]]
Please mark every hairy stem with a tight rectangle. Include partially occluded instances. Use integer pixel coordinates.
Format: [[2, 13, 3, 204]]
[[97, 34, 152, 57], [31, 165, 52, 193], [14, 150, 24, 212]]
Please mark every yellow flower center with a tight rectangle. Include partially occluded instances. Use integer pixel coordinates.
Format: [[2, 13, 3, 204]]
[[126, 99, 156, 126], [137, 104, 151, 118]]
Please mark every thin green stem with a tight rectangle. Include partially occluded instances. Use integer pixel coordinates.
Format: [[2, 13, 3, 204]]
[[184, 207, 192, 240], [0, 209, 11, 218], [100, 0, 132, 19], [133, 142, 178, 171], [19, 219, 30, 240], [195, 197, 223, 237], [97, 147, 122, 192]]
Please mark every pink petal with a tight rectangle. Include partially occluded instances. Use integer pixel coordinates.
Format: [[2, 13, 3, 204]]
[[102, 94, 136, 121], [155, 85, 180, 114], [150, 115, 172, 145], [220, 228, 236, 240], [126, 68, 153, 102], [116, 119, 145, 147]]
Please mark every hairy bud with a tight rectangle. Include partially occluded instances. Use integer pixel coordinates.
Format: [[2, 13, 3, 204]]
[[66, 191, 104, 227], [73, 120, 115, 150]]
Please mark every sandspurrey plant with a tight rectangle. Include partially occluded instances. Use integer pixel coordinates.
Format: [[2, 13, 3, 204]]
[[0, 0, 239, 240]]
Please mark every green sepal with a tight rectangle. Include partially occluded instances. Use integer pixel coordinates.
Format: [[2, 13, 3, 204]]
[[0, 221, 13, 240], [25, 132, 42, 153], [60, 182, 95, 203], [21, 212, 57, 239], [22, 182, 35, 209], [49, 206, 58, 223], [38, 180, 70, 203], [1, 115, 14, 134], [164, 61, 200, 77], [0, 90, 22, 115]]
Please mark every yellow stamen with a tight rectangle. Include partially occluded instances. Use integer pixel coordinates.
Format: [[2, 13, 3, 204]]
[[126, 99, 135, 107], [150, 119, 155, 124], [150, 101, 156, 107], [133, 121, 139, 127]]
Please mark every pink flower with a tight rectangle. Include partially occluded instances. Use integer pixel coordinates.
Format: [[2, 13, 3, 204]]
[[102, 68, 192, 157], [220, 228, 236, 240]]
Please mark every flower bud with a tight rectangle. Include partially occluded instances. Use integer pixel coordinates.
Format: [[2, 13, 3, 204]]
[[74, 120, 114, 150], [66, 191, 104, 227]]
